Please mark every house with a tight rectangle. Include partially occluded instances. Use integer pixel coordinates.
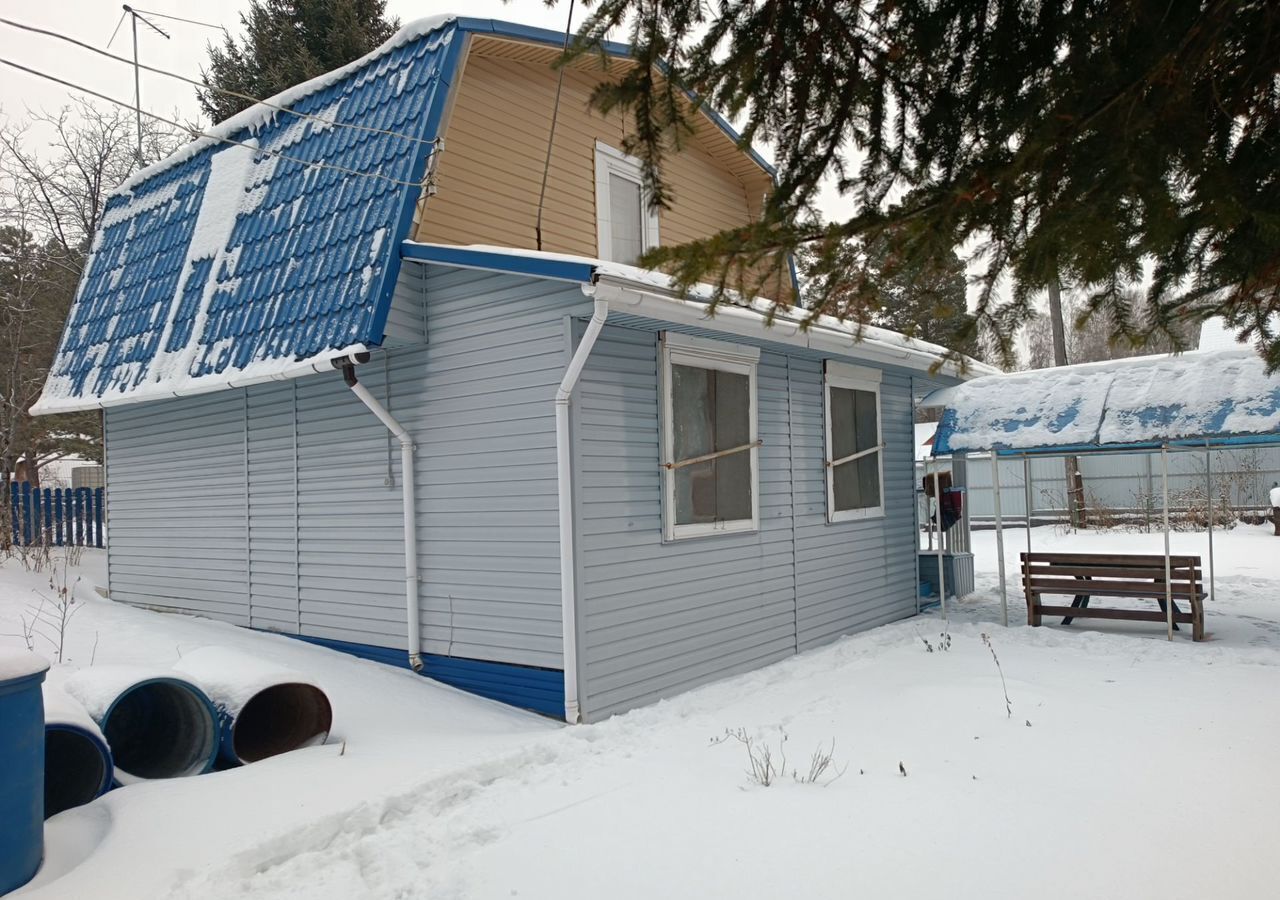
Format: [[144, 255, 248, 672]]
[[33, 17, 988, 722]]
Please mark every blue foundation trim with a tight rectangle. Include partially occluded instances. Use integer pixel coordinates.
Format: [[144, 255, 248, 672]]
[[283, 633, 565, 718]]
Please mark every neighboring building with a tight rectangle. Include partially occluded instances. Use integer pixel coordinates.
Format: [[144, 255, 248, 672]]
[[6, 457, 100, 489], [33, 17, 986, 722]]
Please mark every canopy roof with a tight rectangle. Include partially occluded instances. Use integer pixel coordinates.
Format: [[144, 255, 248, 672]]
[[924, 349, 1280, 456]]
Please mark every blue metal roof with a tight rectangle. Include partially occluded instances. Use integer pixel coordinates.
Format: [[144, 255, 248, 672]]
[[33, 17, 779, 413], [926, 349, 1280, 455], [34, 20, 464, 412]]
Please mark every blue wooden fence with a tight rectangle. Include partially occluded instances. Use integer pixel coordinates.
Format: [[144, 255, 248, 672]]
[[6, 483, 105, 548]]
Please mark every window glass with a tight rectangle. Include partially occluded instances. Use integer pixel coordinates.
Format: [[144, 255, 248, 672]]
[[671, 364, 752, 525], [608, 172, 645, 265], [830, 385, 881, 512]]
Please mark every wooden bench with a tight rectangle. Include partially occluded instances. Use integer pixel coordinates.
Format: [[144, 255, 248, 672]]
[[1021, 552, 1205, 641]]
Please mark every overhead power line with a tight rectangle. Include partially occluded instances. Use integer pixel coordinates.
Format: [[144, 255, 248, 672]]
[[0, 17, 438, 148], [0, 57, 436, 189]]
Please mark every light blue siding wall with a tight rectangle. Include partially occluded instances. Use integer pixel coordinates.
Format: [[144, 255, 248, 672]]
[[246, 382, 298, 634], [105, 265, 583, 672], [792, 363, 918, 649], [106, 365, 410, 643], [572, 325, 919, 721], [107, 392, 249, 623], [409, 267, 584, 668], [292, 367, 408, 647]]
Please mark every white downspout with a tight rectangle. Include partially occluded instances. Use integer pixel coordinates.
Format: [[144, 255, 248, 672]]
[[340, 358, 423, 671], [557, 296, 608, 723]]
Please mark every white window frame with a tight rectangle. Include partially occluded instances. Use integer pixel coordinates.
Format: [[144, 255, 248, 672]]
[[594, 141, 660, 263], [660, 333, 760, 541], [824, 361, 886, 522]]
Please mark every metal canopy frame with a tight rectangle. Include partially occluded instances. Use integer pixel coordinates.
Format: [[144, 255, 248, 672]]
[[971, 438, 1272, 640]]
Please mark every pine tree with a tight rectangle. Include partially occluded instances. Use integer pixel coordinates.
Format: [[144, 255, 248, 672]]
[[800, 234, 982, 359], [567, 1, 1280, 371], [197, 0, 398, 122]]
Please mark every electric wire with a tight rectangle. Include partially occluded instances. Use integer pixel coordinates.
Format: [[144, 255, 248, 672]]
[[0, 57, 436, 189], [532, 0, 573, 252], [0, 17, 439, 148]]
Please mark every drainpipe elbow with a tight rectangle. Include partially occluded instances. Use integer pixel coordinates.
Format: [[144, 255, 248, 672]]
[[408, 652, 424, 672]]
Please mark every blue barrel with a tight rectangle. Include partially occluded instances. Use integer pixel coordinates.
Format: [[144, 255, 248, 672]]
[[0, 650, 50, 894]]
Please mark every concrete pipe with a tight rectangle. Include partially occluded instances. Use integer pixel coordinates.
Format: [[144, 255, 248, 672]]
[[173, 646, 332, 766], [64, 667, 219, 785]]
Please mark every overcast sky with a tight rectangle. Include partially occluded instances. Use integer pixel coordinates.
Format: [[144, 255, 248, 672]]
[[0, 2, 570, 130]]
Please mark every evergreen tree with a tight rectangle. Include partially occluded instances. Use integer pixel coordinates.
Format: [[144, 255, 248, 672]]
[[567, 1, 1280, 371], [799, 234, 982, 359], [197, 0, 398, 122]]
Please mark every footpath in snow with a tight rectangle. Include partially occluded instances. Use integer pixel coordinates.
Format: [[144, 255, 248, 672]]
[[2, 524, 1278, 899]]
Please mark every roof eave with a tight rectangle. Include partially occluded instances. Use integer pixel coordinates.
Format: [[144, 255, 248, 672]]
[[400, 241, 990, 380], [30, 344, 368, 416], [590, 275, 982, 379]]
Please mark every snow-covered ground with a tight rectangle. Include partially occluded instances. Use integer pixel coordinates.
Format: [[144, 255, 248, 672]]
[[3, 524, 1279, 899]]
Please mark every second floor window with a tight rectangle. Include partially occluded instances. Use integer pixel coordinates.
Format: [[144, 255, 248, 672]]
[[595, 142, 659, 265]]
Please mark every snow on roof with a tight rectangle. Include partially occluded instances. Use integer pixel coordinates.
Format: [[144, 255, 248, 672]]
[[925, 349, 1280, 454], [33, 19, 463, 414], [401, 242, 999, 379]]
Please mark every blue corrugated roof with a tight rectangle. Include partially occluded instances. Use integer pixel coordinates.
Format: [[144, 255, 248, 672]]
[[33, 17, 781, 413], [34, 18, 465, 412]]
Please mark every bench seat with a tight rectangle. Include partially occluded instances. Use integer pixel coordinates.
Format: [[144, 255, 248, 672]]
[[1021, 551, 1205, 641]]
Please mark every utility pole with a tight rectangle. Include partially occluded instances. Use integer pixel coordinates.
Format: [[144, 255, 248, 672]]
[[1047, 271, 1087, 527], [1046, 274, 1068, 368], [116, 5, 170, 166]]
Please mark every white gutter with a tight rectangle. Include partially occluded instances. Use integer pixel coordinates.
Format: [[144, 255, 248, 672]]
[[557, 295, 609, 723], [31, 343, 372, 416], [340, 357, 423, 671], [590, 277, 998, 380]]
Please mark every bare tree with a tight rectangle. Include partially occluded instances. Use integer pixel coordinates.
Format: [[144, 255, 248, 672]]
[[1026, 289, 1196, 370], [0, 100, 184, 488]]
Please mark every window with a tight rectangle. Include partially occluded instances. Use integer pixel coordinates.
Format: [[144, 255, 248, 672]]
[[824, 362, 884, 521], [595, 142, 659, 265], [661, 334, 760, 540]]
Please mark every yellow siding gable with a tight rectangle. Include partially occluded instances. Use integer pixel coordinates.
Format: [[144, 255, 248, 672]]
[[416, 36, 778, 285]]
